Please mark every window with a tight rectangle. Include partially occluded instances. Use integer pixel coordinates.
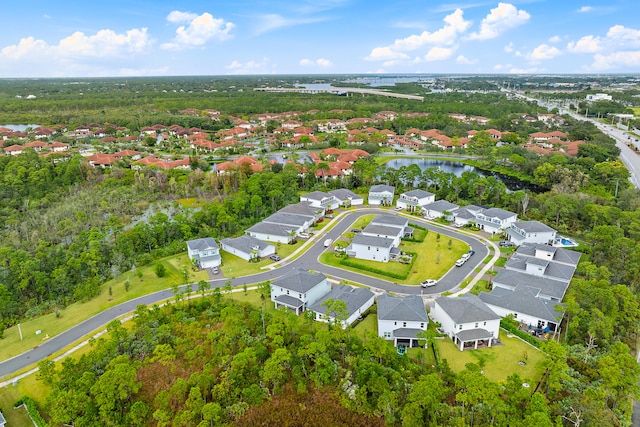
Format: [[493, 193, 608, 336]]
[[384, 332, 391, 338], [394, 321, 397, 325], [420, 323, 424, 328], [483, 321, 486, 326], [459, 325, 462, 330], [403, 322, 407, 327], [299, 294, 302, 298], [475, 322, 479, 328]]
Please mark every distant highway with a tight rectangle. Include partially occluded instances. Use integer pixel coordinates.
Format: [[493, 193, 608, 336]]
[[0, 208, 489, 378]]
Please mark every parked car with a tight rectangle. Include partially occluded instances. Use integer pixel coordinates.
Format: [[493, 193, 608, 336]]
[[455, 258, 466, 267], [394, 206, 403, 211], [297, 232, 311, 239], [270, 254, 281, 262], [420, 279, 438, 288], [461, 253, 471, 261], [467, 249, 475, 257], [499, 241, 515, 247], [351, 229, 362, 233], [211, 266, 219, 274]]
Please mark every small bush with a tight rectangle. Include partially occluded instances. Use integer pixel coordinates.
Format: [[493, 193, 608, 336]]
[[14, 396, 46, 427], [155, 263, 167, 278]]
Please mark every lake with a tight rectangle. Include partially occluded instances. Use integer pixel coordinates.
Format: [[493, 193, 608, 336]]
[[383, 158, 539, 192]]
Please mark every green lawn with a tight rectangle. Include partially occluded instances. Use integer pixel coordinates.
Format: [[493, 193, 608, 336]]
[[0, 253, 208, 363], [319, 230, 468, 285], [0, 371, 49, 426], [352, 310, 377, 340], [220, 251, 272, 277], [436, 329, 546, 383]]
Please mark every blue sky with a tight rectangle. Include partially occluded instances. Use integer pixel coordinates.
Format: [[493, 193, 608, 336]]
[[0, 0, 638, 77]]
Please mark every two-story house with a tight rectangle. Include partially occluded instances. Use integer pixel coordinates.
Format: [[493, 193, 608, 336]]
[[271, 269, 331, 315], [377, 294, 429, 347], [431, 295, 501, 351], [186, 237, 222, 269], [309, 285, 375, 328], [300, 191, 340, 211], [396, 189, 435, 212], [368, 184, 395, 206], [474, 207, 517, 234], [506, 220, 557, 245]]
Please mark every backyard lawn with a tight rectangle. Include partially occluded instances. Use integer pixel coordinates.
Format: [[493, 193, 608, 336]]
[[436, 329, 546, 383]]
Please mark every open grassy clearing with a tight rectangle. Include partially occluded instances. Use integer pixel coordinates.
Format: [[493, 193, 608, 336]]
[[0, 253, 208, 362], [0, 373, 47, 426], [436, 329, 546, 383]]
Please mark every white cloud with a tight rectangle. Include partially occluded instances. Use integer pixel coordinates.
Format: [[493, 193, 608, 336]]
[[456, 55, 477, 64], [548, 35, 561, 43], [365, 9, 470, 61], [566, 35, 601, 53], [225, 58, 274, 74], [467, 3, 530, 40], [299, 58, 333, 67], [162, 11, 235, 49], [527, 44, 562, 61], [422, 46, 456, 61], [607, 25, 640, 48], [577, 6, 593, 13], [254, 14, 325, 35], [509, 66, 541, 74], [504, 42, 514, 52], [591, 51, 640, 70], [1, 28, 153, 60], [493, 64, 503, 70]]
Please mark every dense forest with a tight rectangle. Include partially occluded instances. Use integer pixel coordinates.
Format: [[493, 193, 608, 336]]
[[1, 76, 640, 425]]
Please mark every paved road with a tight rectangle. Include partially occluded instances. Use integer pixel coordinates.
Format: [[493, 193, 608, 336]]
[[0, 208, 488, 378]]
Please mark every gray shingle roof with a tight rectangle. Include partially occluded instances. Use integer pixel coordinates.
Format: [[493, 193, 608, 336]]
[[370, 184, 395, 194], [455, 328, 494, 341], [402, 189, 434, 199], [309, 285, 374, 317], [393, 328, 425, 339], [363, 223, 403, 238], [378, 294, 428, 322], [263, 212, 310, 227], [423, 200, 459, 212], [479, 207, 517, 220], [435, 294, 500, 324], [246, 222, 292, 237], [272, 268, 327, 293], [351, 234, 395, 248], [329, 188, 362, 202], [516, 243, 581, 266], [220, 235, 272, 254], [279, 202, 317, 218], [479, 285, 564, 323], [505, 255, 576, 283], [186, 237, 219, 252], [302, 190, 332, 201], [371, 214, 408, 228], [493, 269, 569, 300], [512, 220, 556, 233]]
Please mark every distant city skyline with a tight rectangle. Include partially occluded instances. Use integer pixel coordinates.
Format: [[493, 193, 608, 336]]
[[0, 1, 638, 78]]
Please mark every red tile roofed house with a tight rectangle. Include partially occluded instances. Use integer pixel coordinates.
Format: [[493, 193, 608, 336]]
[[2, 132, 28, 141], [523, 143, 552, 155], [205, 109, 221, 118], [323, 147, 345, 156], [547, 130, 567, 140], [449, 113, 467, 122], [133, 156, 191, 170], [117, 135, 140, 143], [308, 152, 320, 161], [0, 127, 12, 133], [314, 119, 347, 132], [432, 135, 453, 149], [3, 144, 24, 156], [375, 110, 398, 120], [33, 127, 55, 139], [114, 150, 142, 160], [470, 116, 490, 125], [403, 112, 430, 118], [316, 165, 344, 181], [87, 153, 118, 167], [404, 128, 421, 136], [486, 129, 502, 140], [561, 140, 584, 156], [100, 136, 117, 143], [529, 132, 551, 142], [24, 140, 49, 151], [282, 120, 302, 130], [293, 126, 314, 137], [363, 127, 380, 134], [218, 127, 249, 140], [329, 160, 353, 175], [50, 141, 69, 152]]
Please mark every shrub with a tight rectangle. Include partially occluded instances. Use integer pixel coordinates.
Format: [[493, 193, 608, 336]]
[[155, 263, 167, 278], [14, 396, 46, 427], [500, 320, 541, 348]]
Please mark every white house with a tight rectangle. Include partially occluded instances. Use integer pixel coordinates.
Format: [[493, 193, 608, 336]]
[[396, 189, 435, 212], [474, 207, 517, 234], [377, 294, 429, 347], [431, 295, 501, 351], [220, 235, 275, 261], [362, 216, 407, 246], [300, 191, 340, 211], [347, 234, 395, 262], [451, 205, 484, 227], [263, 212, 314, 233], [422, 200, 460, 220], [309, 285, 375, 328], [329, 188, 364, 206], [246, 222, 295, 244], [0, 409, 5, 427], [506, 220, 556, 245], [186, 237, 222, 269], [271, 269, 331, 315], [279, 201, 321, 222], [368, 184, 395, 206]]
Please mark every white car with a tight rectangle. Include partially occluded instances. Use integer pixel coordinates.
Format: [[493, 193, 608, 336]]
[[420, 279, 438, 288], [455, 258, 466, 267]]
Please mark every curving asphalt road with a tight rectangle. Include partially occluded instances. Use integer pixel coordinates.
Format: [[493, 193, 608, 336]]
[[0, 208, 489, 379]]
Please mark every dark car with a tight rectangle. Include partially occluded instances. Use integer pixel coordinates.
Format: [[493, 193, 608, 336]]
[[351, 229, 362, 233], [467, 249, 475, 256]]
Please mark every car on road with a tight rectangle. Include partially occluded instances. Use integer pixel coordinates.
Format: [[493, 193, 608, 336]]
[[270, 254, 282, 262], [351, 229, 362, 233], [324, 238, 333, 247], [420, 279, 438, 288], [467, 249, 475, 257], [461, 253, 471, 261], [455, 258, 466, 267]]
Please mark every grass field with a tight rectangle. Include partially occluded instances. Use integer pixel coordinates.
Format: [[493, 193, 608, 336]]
[[436, 329, 546, 383], [0, 371, 49, 426], [0, 253, 208, 362]]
